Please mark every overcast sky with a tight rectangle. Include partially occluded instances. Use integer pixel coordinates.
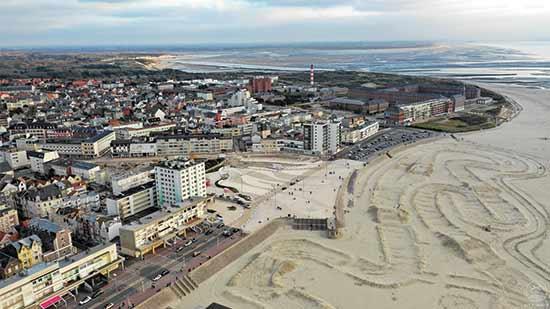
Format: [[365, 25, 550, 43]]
[[1, 0, 549, 47]]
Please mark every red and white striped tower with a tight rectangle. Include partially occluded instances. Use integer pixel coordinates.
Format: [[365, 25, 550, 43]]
[[310, 64, 315, 86]]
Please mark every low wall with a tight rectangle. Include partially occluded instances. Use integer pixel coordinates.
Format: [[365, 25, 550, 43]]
[[135, 289, 178, 309], [189, 218, 287, 284]]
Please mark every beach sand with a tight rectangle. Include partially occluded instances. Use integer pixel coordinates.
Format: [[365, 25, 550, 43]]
[[169, 85, 550, 309]]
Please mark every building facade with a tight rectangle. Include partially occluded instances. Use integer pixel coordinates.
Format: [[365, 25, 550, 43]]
[[107, 181, 157, 220], [154, 159, 206, 207], [0, 208, 18, 233], [119, 197, 210, 258], [0, 244, 122, 309], [303, 120, 342, 155]]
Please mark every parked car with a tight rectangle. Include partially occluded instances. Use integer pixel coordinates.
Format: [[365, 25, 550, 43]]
[[161, 270, 170, 276], [217, 223, 225, 229], [152, 274, 162, 281], [104, 303, 114, 309], [193, 251, 201, 257], [79, 296, 92, 305], [176, 246, 185, 252], [184, 240, 193, 247], [205, 229, 213, 235]]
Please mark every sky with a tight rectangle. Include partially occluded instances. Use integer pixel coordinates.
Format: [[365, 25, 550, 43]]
[[1, 0, 550, 47]]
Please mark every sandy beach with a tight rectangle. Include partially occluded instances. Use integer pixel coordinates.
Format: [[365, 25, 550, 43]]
[[167, 85, 550, 309]]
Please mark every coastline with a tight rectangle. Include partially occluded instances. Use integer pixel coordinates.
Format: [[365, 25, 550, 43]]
[[159, 85, 550, 309]]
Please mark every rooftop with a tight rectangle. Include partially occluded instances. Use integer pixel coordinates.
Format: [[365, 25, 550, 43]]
[[111, 180, 155, 199], [155, 158, 204, 171], [121, 196, 208, 231]]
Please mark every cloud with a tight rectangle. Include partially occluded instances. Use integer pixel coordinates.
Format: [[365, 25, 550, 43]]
[[0, 0, 549, 46]]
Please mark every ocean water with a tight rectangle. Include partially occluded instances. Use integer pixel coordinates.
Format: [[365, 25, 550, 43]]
[[162, 41, 550, 89]]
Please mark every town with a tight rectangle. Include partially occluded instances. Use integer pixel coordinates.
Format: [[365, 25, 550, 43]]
[[0, 70, 501, 309]]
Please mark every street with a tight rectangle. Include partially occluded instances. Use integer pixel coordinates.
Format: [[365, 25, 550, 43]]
[[67, 222, 244, 309]]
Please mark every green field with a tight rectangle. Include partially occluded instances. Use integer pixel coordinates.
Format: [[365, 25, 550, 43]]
[[413, 114, 496, 133]]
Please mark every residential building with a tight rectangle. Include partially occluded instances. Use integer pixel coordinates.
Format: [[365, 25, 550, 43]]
[[0, 244, 122, 309], [0, 208, 18, 233], [29, 219, 76, 263], [0, 253, 21, 279], [451, 94, 466, 112], [342, 121, 380, 144], [28, 151, 60, 174], [119, 196, 211, 257], [303, 120, 342, 155], [107, 181, 157, 220], [41, 131, 115, 159], [155, 134, 233, 157], [18, 184, 63, 218], [154, 159, 206, 207], [2, 235, 43, 269], [0, 148, 29, 169], [248, 76, 272, 94], [46, 159, 101, 181], [117, 123, 176, 140], [385, 98, 454, 126], [110, 168, 154, 195]]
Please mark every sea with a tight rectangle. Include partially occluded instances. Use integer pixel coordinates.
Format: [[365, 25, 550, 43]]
[[157, 41, 550, 89]]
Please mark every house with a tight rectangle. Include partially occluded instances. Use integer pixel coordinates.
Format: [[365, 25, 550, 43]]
[[29, 218, 76, 262], [0, 252, 22, 279], [17, 184, 63, 218], [2, 235, 43, 269]]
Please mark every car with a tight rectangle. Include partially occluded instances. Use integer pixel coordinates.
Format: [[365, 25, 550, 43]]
[[223, 230, 232, 237], [176, 246, 185, 252], [193, 251, 201, 257], [104, 303, 114, 309], [205, 229, 213, 235], [217, 223, 225, 229], [231, 228, 240, 233], [152, 274, 162, 281], [184, 240, 193, 247], [92, 290, 104, 299], [79, 296, 92, 305], [161, 270, 170, 276]]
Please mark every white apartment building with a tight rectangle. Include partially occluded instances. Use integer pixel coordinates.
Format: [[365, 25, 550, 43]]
[[117, 123, 176, 140], [107, 181, 157, 220], [41, 131, 115, 159], [155, 134, 233, 157], [0, 148, 30, 169], [0, 244, 122, 309], [303, 120, 342, 155], [28, 151, 60, 174], [154, 159, 206, 207], [342, 121, 380, 144], [111, 168, 154, 195], [119, 197, 210, 257]]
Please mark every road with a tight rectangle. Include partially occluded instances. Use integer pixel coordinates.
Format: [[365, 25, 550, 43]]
[[69, 223, 244, 309]]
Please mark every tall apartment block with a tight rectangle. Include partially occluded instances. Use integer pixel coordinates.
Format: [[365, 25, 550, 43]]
[[154, 159, 206, 207], [303, 120, 342, 155]]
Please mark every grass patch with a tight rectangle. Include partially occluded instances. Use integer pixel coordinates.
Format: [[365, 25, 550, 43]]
[[413, 114, 496, 133]]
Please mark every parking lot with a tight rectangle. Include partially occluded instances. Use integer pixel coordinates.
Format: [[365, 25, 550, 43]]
[[339, 128, 439, 162]]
